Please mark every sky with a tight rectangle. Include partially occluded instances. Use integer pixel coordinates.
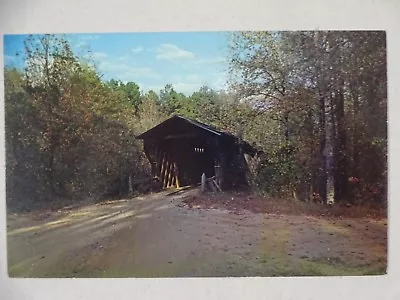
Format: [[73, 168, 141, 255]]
[[3, 32, 232, 95]]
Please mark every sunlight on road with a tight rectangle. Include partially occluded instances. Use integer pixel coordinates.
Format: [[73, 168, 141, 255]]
[[136, 213, 153, 219], [7, 209, 136, 236], [154, 204, 173, 211], [8, 218, 73, 236], [107, 211, 137, 222]]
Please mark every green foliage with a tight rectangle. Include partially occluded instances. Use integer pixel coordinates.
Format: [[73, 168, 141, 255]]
[[228, 31, 387, 204], [137, 90, 167, 131], [107, 79, 142, 114], [4, 32, 387, 210], [158, 84, 195, 118], [5, 35, 150, 209]]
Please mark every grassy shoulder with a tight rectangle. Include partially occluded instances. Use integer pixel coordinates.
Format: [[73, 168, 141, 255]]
[[182, 191, 387, 219]]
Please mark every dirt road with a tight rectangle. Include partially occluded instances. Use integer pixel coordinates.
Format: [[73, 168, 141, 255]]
[[7, 189, 387, 277]]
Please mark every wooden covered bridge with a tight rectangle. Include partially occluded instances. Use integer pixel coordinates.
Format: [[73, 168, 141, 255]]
[[136, 115, 259, 191]]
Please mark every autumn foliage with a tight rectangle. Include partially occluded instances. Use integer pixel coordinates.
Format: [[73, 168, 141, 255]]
[[4, 32, 387, 211]]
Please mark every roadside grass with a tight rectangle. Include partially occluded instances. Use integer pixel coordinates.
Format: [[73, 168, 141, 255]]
[[182, 191, 387, 219]]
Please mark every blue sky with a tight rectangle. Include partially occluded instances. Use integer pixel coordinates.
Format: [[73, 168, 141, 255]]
[[4, 32, 232, 95]]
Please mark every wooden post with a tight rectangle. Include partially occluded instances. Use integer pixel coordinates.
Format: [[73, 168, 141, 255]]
[[167, 159, 174, 187], [209, 179, 217, 192], [212, 178, 222, 192], [164, 159, 171, 188], [201, 173, 206, 193], [155, 146, 162, 179], [128, 174, 133, 195], [214, 161, 221, 188], [174, 162, 180, 188], [164, 152, 173, 188], [170, 162, 177, 187], [214, 138, 224, 190], [171, 163, 176, 186], [159, 151, 166, 185], [170, 142, 178, 189], [162, 153, 170, 188], [150, 144, 159, 178]]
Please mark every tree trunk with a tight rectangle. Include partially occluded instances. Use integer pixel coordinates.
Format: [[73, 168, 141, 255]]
[[314, 31, 329, 203], [351, 84, 361, 203], [325, 93, 335, 204], [333, 84, 348, 202], [318, 92, 327, 202], [284, 111, 289, 143], [44, 131, 62, 200], [128, 174, 133, 195]]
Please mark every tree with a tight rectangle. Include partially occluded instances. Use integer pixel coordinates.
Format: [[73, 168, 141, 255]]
[[138, 90, 166, 131], [159, 84, 192, 117], [21, 34, 82, 198], [108, 80, 142, 114], [228, 31, 387, 204], [5, 31, 386, 210], [4, 68, 42, 207], [5, 34, 150, 208]]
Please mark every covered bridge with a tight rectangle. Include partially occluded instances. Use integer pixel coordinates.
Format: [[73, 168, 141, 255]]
[[136, 115, 259, 190]]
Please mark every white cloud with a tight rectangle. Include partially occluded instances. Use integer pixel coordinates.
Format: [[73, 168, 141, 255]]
[[144, 72, 227, 95], [92, 52, 109, 59], [167, 72, 229, 95], [193, 57, 226, 65], [186, 74, 203, 82], [145, 84, 166, 94], [120, 68, 160, 80], [132, 46, 144, 54], [170, 74, 203, 83], [208, 71, 230, 91], [145, 82, 202, 95], [98, 60, 160, 80], [80, 35, 100, 41], [161, 74, 206, 95], [72, 35, 99, 52], [4, 55, 17, 65], [173, 82, 204, 95], [212, 76, 229, 91], [117, 55, 129, 61], [75, 41, 89, 49], [156, 43, 195, 61]]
